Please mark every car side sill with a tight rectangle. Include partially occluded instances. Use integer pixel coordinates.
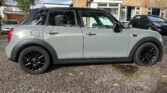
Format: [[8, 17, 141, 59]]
[[56, 58, 131, 65]]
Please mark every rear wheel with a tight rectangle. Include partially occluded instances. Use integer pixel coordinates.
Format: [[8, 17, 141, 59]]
[[134, 43, 160, 66], [19, 46, 50, 74]]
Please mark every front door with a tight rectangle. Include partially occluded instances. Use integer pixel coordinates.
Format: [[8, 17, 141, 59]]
[[44, 10, 83, 59], [79, 10, 129, 58]]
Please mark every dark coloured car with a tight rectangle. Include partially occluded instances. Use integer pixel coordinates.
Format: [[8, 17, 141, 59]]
[[129, 15, 167, 35]]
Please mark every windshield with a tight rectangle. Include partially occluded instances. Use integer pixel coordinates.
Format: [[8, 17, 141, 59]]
[[147, 16, 166, 22]]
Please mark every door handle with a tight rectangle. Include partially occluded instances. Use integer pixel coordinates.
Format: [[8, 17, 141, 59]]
[[47, 32, 59, 35], [86, 33, 96, 36]]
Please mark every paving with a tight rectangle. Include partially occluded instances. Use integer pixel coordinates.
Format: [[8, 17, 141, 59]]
[[0, 34, 167, 93]]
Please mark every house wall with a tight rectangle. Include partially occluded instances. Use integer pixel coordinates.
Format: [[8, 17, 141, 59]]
[[73, 0, 87, 7], [122, 0, 167, 15]]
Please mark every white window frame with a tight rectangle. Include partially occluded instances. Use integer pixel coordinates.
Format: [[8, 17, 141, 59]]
[[97, 3, 120, 20], [135, 7, 140, 15], [148, 8, 152, 15], [160, 8, 165, 18]]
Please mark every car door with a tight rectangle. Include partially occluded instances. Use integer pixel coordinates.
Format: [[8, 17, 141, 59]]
[[79, 10, 129, 58], [43, 9, 83, 59]]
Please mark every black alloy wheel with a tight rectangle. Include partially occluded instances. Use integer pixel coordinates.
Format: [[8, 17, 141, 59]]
[[19, 46, 50, 74], [134, 43, 160, 66]]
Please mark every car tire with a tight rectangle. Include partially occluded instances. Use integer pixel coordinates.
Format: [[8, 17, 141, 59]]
[[19, 46, 50, 74], [133, 42, 160, 66]]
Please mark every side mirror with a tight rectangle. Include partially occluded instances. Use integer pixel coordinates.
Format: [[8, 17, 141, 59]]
[[113, 23, 123, 33]]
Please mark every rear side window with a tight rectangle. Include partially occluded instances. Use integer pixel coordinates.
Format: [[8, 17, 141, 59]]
[[47, 10, 76, 27], [23, 9, 48, 25]]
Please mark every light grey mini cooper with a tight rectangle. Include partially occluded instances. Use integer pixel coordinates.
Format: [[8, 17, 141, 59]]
[[5, 8, 163, 74]]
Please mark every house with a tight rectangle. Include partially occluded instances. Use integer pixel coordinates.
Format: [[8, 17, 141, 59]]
[[0, 0, 25, 23], [0, 0, 71, 23], [73, 0, 167, 21], [122, 0, 167, 21]]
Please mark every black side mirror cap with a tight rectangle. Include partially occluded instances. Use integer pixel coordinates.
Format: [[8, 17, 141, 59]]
[[113, 23, 123, 33]]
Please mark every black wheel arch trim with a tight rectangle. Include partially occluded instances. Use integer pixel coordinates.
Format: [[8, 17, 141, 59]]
[[10, 39, 58, 63], [129, 37, 163, 62]]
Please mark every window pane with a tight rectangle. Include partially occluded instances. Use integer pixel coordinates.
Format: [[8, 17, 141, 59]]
[[110, 8, 118, 19], [48, 11, 75, 26], [80, 11, 114, 28], [82, 17, 97, 27], [109, 4, 118, 7], [98, 3, 107, 7], [99, 16, 113, 26]]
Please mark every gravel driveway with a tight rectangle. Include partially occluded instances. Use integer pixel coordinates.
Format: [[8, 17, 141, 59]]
[[0, 34, 167, 93]]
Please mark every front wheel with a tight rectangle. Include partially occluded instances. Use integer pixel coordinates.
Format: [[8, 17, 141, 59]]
[[133, 43, 160, 66], [19, 46, 50, 74]]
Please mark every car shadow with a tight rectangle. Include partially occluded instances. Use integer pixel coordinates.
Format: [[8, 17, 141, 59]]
[[46, 61, 138, 74]]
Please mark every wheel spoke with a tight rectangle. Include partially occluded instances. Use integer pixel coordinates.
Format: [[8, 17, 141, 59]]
[[23, 51, 46, 71], [139, 45, 158, 65], [25, 62, 32, 66]]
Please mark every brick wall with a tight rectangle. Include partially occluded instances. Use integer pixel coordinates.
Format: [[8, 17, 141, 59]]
[[122, 0, 167, 8], [73, 0, 87, 7]]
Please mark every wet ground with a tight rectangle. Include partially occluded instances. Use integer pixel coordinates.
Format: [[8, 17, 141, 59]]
[[0, 34, 167, 93]]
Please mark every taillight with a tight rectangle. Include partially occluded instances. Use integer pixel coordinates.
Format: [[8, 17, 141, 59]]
[[8, 28, 14, 42]]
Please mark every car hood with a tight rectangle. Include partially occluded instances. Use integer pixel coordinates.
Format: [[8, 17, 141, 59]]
[[124, 28, 161, 37], [153, 22, 167, 27]]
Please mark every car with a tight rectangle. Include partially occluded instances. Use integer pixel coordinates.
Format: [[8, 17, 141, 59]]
[[129, 15, 167, 35], [5, 8, 163, 74], [1, 20, 19, 34]]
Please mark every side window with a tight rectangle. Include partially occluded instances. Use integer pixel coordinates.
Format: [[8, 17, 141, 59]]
[[47, 10, 76, 26], [140, 17, 150, 26], [30, 10, 48, 25], [99, 16, 113, 26], [82, 17, 97, 27], [80, 11, 114, 28], [23, 9, 48, 25]]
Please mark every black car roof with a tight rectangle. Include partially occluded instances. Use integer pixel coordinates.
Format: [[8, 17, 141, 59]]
[[31, 7, 105, 12], [136, 15, 162, 18]]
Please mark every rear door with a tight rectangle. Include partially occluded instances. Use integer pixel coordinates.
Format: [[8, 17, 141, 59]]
[[43, 9, 83, 59]]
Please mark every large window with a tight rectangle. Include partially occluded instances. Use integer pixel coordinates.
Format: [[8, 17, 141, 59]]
[[148, 8, 165, 18], [97, 3, 120, 19], [80, 11, 114, 28], [47, 10, 76, 26]]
